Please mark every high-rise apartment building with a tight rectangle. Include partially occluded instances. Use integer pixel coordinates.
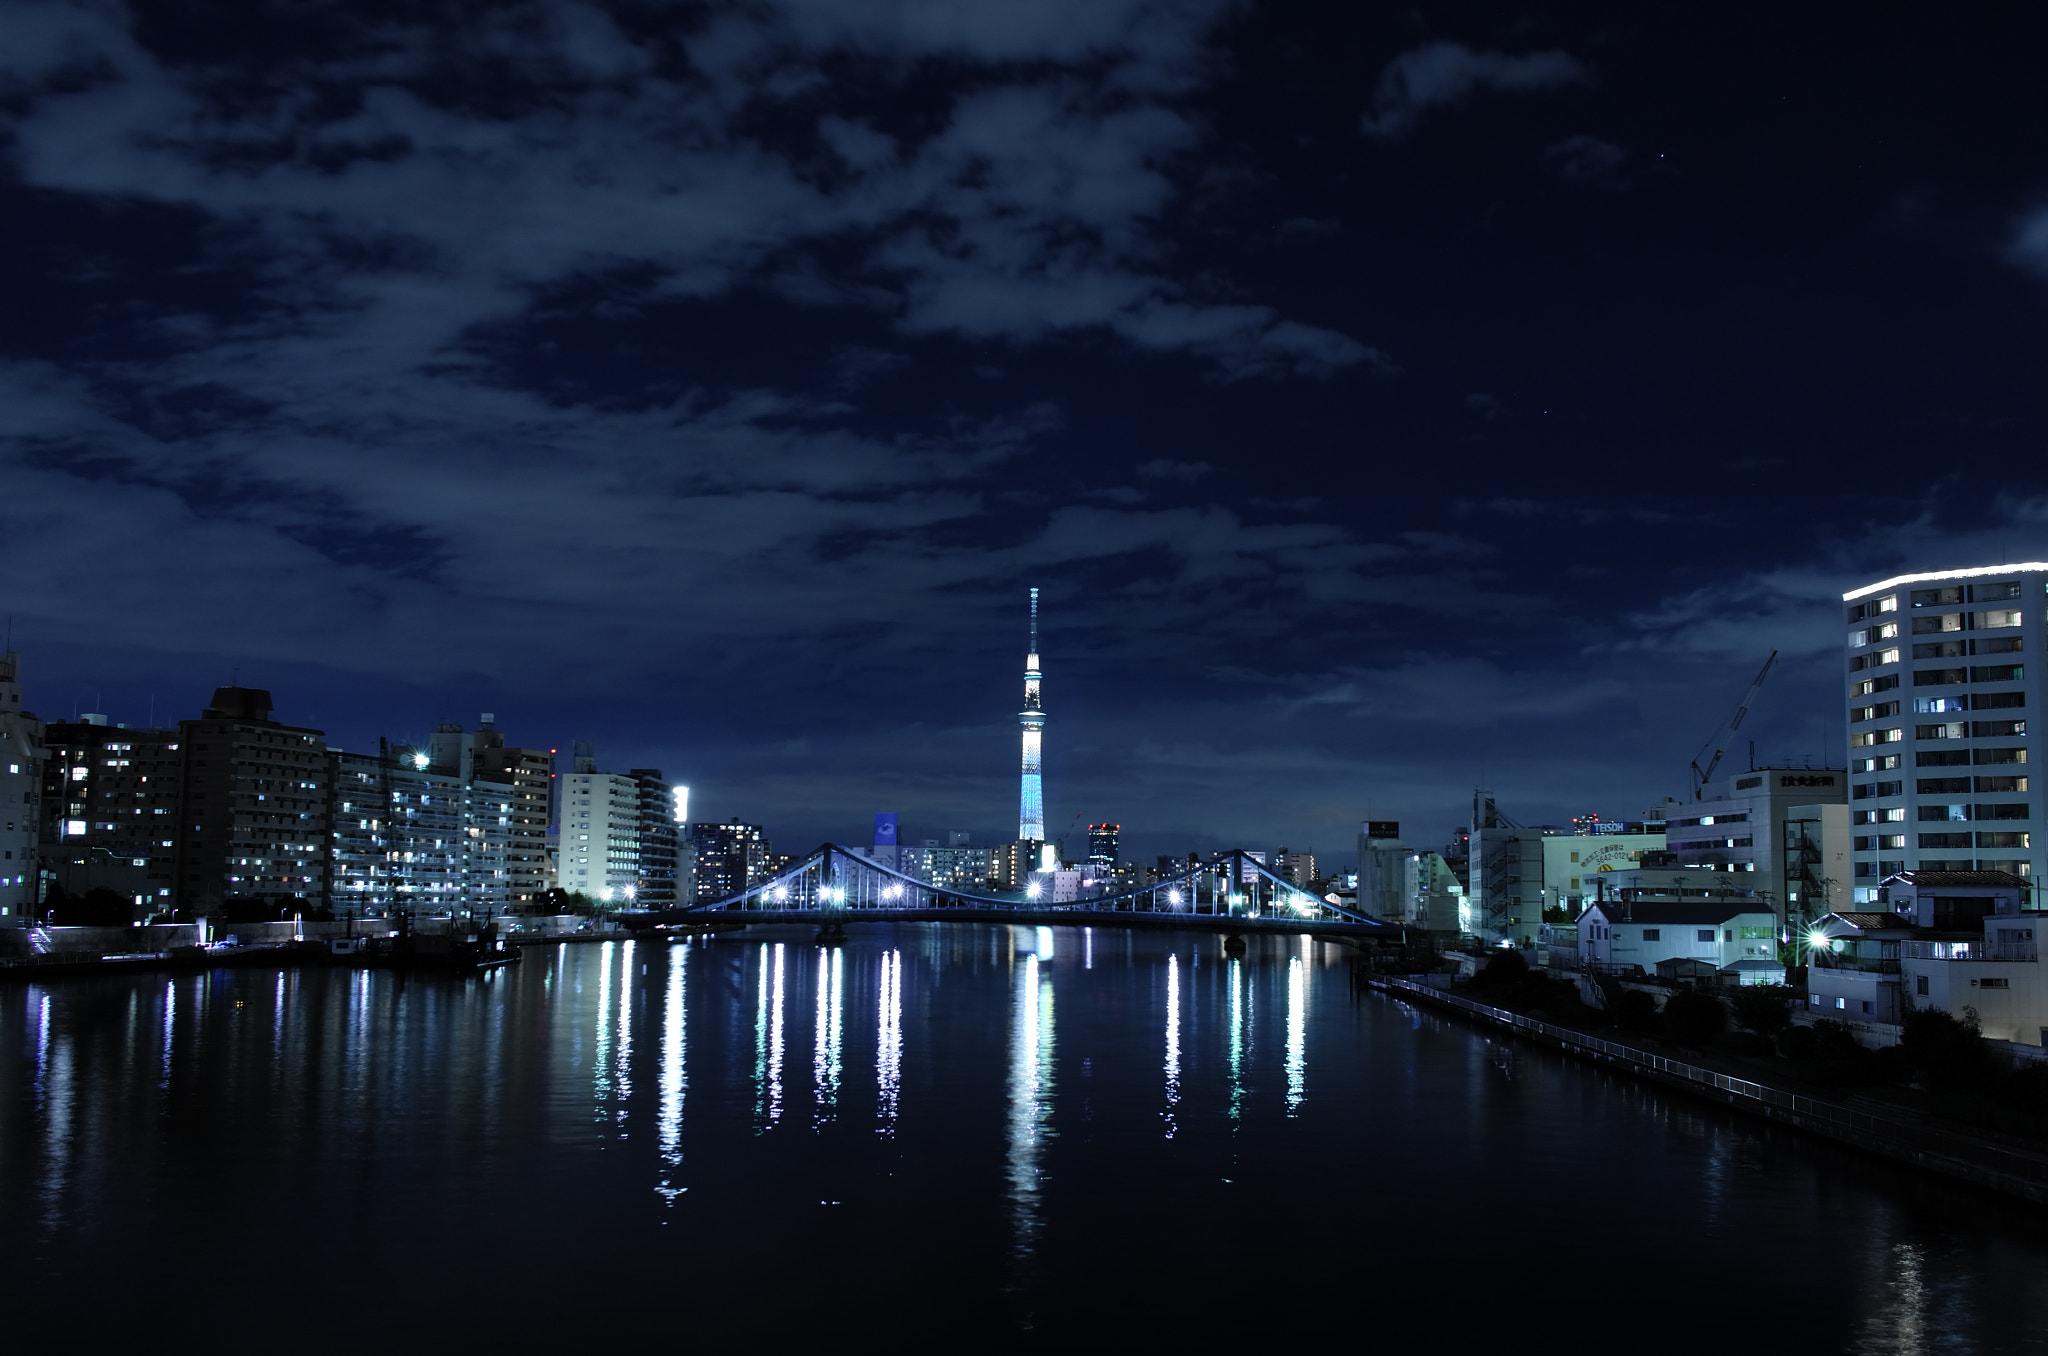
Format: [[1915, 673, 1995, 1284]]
[[689, 819, 767, 902], [473, 738, 553, 907], [176, 687, 330, 920], [1844, 564, 2047, 900], [557, 770, 644, 901], [0, 652, 43, 925], [630, 769, 682, 907], [329, 744, 472, 914], [36, 719, 184, 915]]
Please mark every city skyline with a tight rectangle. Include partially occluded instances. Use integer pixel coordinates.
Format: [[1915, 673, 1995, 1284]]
[[3, 3, 2047, 860]]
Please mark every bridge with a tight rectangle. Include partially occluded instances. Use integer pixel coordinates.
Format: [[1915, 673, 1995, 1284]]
[[624, 845, 1396, 936]]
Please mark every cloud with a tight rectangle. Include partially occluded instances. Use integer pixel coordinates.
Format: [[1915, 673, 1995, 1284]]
[[1135, 458, 1213, 480], [1361, 42, 1589, 141], [2008, 206, 2048, 279], [1544, 134, 1627, 185], [0, 0, 1374, 381]]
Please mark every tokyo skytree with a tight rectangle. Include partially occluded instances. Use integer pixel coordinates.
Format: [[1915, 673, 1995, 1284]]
[[1019, 587, 1045, 844]]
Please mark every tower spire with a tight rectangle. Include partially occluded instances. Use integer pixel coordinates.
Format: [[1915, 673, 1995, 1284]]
[[1019, 588, 1045, 847]]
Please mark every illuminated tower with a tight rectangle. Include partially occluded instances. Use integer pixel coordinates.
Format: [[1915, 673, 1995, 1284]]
[[1019, 588, 1045, 846]]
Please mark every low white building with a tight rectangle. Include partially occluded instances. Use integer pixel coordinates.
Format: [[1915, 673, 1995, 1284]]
[[1893, 870, 2044, 1044], [1577, 900, 1781, 980]]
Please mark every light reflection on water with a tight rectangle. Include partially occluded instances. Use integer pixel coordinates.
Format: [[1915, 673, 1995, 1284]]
[[4, 924, 2048, 1350], [875, 948, 902, 1137], [1162, 951, 1181, 1138], [656, 948, 686, 1204]]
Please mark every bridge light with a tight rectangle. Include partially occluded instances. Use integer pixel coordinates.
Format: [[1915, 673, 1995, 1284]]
[[1026, 882, 1042, 900], [1167, 889, 1183, 907], [774, 886, 789, 902]]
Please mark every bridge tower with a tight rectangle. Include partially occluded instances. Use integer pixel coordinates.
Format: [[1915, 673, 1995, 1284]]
[[1019, 588, 1046, 862]]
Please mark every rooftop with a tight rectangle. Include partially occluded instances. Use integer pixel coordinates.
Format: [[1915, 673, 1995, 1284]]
[[1843, 562, 2048, 602]]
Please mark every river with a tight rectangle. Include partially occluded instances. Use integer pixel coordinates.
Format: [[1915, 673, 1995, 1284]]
[[2, 924, 2045, 1351]]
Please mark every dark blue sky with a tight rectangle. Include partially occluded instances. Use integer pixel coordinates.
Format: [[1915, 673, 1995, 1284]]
[[4, 0, 2047, 863]]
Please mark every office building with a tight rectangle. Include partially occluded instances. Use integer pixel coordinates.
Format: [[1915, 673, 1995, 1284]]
[[0, 653, 43, 925], [176, 687, 331, 920], [1664, 767, 1849, 936], [1086, 823, 1119, 868], [1844, 564, 2046, 900]]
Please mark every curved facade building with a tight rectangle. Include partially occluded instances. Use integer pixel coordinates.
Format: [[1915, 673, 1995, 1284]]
[[1844, 563, 2048, 901]]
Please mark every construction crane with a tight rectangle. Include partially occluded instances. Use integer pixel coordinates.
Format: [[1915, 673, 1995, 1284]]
[[1690, 651, 1778, 799]]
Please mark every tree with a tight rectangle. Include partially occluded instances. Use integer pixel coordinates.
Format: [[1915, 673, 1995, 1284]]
[[47, 885, 134, 927], [1476, 949, 1529, 990], [1662, 988, 1727, 1045], [1610, 988, 1658, 1032], [1728, 985, 1795, 1040], [1901, 1005, 1988, 1093]]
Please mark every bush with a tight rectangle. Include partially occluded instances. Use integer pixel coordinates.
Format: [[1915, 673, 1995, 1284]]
[[1901, 1006, 1988, 1093], [1729, 985, 1796, 1038], [1713, 1030, 1767, 1057], [1775, 1025, 1819, 1060], [45, 885, 135, 927], [1663, 989, 1727, 1045], [1476, 950, 1530, 990], [1611, 988, 1658, 1032]]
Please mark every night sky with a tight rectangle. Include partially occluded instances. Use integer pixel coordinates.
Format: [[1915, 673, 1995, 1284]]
[[5, 1, 2047, 864]]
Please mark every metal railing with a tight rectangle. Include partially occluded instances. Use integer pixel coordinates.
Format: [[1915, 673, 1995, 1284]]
[[1901, 941, 2040, 963], [1373, 977, 2048, 1186]]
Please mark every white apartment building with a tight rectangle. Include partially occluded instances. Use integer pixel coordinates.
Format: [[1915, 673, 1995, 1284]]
[[1844, 564, 2047, 902], [556, 772, 643, 902]]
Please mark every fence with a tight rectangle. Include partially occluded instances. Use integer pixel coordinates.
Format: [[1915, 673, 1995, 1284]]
[[1374, 976, 2048, 1194]]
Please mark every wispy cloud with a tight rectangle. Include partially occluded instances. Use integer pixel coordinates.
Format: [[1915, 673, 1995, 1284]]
[[1361, 42, 1589, 141]]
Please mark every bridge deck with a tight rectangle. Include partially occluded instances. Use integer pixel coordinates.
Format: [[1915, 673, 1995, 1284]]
[[629, 907, 1396, 937]]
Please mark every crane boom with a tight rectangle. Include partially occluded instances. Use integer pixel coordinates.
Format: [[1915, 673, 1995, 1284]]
[[1690, 651, 1778, 798]]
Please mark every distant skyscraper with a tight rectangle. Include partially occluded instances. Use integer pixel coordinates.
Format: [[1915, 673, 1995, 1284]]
[[1086, 823, 1119, 867], [1843, 563, 2047, 900], [690, 819, 768, 901], [1019, 588, 1045, 845]]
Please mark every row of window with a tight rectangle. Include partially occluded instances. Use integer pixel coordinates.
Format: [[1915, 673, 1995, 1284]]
[[1913, 748, 2027, 768], [1850, 636, 2028, 672], [1915, 833, 2031, 849], [1854, 721, 2028, 745], [1588, 926, 1722, 943], [1917, 720, 2027, 740], [1845, 583, 2029, 624], [1855, 860, 2033, 876], [1855, 692, 2022, 723], [1912, 664, 2024, 686], [1851, 618, 2023, 651]]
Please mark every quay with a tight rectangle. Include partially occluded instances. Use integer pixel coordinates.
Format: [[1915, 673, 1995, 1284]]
[[1366, 974, 2048, 1207]]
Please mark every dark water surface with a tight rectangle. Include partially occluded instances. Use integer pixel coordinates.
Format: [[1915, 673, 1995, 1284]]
[[4, 925, 2046, 1351]]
